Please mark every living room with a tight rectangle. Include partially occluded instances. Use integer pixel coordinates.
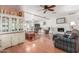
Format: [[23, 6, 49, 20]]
[[0, 5, 79, 53], [24, 5, 79, 53]]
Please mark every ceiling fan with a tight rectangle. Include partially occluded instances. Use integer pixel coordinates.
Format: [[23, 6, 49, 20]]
[[40, 5, 56, 13]]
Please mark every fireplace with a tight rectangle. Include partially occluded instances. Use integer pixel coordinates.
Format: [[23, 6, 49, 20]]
[[57, 28, 64, 32]]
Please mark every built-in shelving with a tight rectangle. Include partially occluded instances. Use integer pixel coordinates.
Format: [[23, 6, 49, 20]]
[[0, 13, 24, 34], [0, 6, 25, 51]]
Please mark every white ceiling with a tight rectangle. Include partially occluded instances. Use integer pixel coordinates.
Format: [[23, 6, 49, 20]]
[[21, 5, 79, 16], [2, 5, 79, 16]]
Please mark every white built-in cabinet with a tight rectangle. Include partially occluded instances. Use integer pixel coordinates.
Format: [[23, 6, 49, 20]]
[[0, 13, 25, 51], [0, 34, 11, 50]]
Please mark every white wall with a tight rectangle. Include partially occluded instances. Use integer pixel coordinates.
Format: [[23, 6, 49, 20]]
[[66, 13, 79, 30], [24, 9, 79, 34], [53, 12, 79, 34], [58, 13, 79, 30], [40, 12, 79, 34]]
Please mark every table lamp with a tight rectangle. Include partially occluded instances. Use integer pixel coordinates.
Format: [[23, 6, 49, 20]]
[[70, 21, 76, 30]]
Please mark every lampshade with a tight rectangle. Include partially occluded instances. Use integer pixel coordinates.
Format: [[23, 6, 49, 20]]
[[70, 21, 76, 26]]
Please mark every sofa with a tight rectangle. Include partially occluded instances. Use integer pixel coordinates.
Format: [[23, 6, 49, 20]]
[[53, 29, 79, 53]]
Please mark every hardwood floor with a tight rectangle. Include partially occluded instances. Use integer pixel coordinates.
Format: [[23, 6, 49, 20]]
[[3, 34, 65, 53]]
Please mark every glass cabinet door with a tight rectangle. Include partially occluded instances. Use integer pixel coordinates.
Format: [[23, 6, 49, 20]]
[[2, 17, 9, 32], [11, 18, 17, 31], [0, 16, 2, 32], [19, 19, 23, 31]]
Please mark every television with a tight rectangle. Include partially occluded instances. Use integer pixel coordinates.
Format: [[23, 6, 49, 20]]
[[57, 28, 64, 32]]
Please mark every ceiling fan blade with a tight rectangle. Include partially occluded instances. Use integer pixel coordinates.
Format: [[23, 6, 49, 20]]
[[48, 5, 56, 8], [43, 10, 47, 13], [48, 8, 54, 11]]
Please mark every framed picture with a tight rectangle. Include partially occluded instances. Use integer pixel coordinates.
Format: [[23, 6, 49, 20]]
[[56, 17, 66, 24]]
